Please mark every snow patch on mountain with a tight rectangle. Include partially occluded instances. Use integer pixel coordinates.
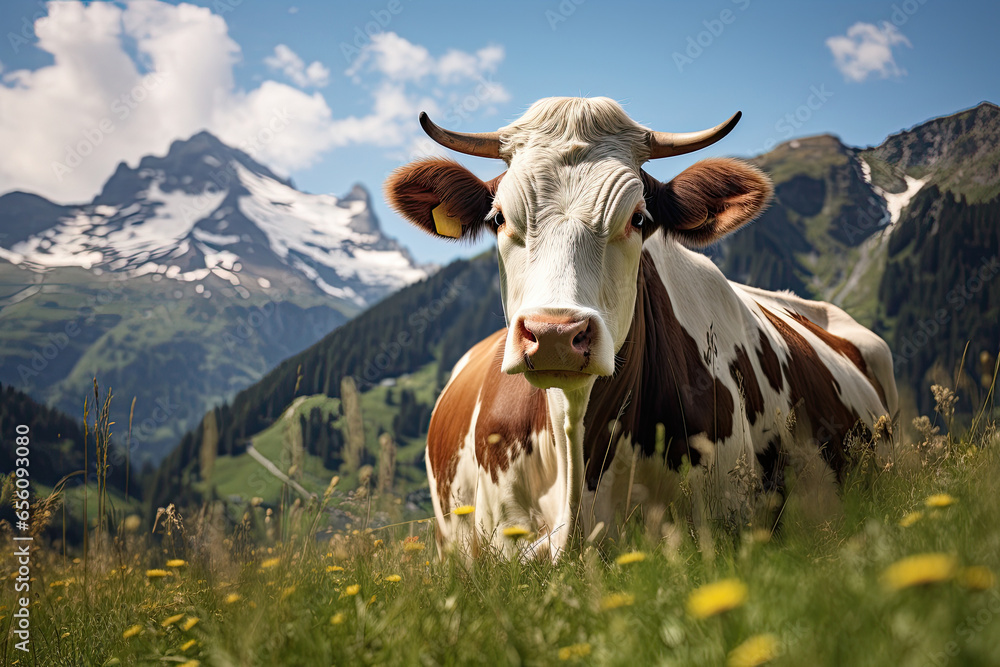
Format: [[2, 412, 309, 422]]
[[859, 157, 928, 225]]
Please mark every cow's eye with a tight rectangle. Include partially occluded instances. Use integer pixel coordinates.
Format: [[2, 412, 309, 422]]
[[631, 211, 645, 229], [493, 211, 505, 229]]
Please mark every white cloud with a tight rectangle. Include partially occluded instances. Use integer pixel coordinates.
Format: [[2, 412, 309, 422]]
[[826, 22, 912, 83], [346, 32, 506, 86], [264, 44, 330, 88], [0, 1, 508, 203]]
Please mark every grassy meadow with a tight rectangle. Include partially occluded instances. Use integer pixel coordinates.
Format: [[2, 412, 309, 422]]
[[3, 389, 1000, 667]]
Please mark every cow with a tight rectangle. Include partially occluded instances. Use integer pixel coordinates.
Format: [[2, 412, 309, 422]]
[[384, 97, 897, 560]]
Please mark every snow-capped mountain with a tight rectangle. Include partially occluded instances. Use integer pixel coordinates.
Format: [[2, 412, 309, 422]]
[[0, 131, 430, 462], [0, 131, 428, 308]]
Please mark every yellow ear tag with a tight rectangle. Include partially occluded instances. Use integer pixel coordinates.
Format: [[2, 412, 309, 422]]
[[432, 204, 462, 239]]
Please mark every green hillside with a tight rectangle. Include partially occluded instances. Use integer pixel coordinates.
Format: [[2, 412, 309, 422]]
[[146, 253, 504, 511]]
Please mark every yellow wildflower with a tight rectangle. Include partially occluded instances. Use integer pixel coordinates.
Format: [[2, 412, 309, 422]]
[[344, 584, 360, 597], [925, 493, 956, 508], [502, 526, 530, 539], [615, 551, 647, 566], [373, 539, 384, 548], [600, 592, 635, 610], [260, 557, 281, 569], [403, 541, 425, 552], [727, 633, 780, 667], [179, 661, 200, 667], [146, 569, 170, 579], [327, 565, 344, 572], [899, 511, 923, 527], [331, 612, 345, 625], [452, 505, 475, 516], [166, 559, 187, 568], [882, 553, 957, 590], [224, 593, 241, 604], [558, 642, 592, 660], [687, 579, 748, 619], [122, 624, 143, 639], [181, 617, 199, 631], [181, 639, 197, 651], [957, 566, 995, 591], [161, 613, 185, 627], [384, 574, 402, 583]]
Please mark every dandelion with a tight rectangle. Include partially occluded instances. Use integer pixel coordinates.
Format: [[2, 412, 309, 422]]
[[925, 494, 956, 508], [452, 505, 475, 516], [122, 625, 143, 639], [261, 557, 281, 569], [181, 617, 199, 631], [331, 612, 345, 625], [899, 511, 923, 527], [957, 566, 995, 591], [373, 539, 384, 548], [686, 579, 748, 619], [882, 553, 957, 590], [224, 593, 241, 604], [727, 633, 780, 667], [327, 565, 344, 572], [600, 592, 635, 611], [558, 642, 592, 660], [403, 541, 425, 553], [615, 551, 647, 566], [384, 574, 402, 583], [344, 584, 360, 597], [166, 559, 187, 568], [161, 613, 185, 627], [181, 639, 197, 651], [146, 569, 170, 579], [503, 526, 530, 539]]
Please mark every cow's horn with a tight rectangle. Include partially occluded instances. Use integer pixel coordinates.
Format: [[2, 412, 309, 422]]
[[647, 111, 742, 159], [419, 112, 502, 159]]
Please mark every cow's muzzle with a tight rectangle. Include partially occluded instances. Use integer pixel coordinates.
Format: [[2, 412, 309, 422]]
[[503, 309, 613, 388]]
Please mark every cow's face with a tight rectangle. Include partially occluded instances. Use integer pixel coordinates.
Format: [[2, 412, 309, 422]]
[[386, 97, 771, 391]]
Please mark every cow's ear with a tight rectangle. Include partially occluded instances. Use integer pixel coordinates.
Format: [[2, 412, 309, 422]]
[[642, 158, 772, 247], [384, 158, 504, 241]]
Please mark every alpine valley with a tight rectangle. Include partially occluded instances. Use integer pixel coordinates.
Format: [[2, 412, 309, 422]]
[[0, 131, 429, 461]]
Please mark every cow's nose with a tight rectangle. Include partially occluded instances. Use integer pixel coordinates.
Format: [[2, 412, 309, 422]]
[[513, 316, 592, 371]]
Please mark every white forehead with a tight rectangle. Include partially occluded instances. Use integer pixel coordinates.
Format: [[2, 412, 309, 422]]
[[495, 98, 649, 218]]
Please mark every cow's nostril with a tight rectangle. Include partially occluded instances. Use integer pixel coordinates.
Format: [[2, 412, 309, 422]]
[[572, 321, 592, 350]]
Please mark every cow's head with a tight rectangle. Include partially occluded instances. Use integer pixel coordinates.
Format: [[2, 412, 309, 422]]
[[386, 97, 771, 391]]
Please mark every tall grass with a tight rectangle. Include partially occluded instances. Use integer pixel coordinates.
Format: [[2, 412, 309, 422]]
[[2, 389, 998, 666]]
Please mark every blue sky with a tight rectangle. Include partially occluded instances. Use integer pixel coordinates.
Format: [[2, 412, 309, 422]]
[[1, 0, 997, 264]]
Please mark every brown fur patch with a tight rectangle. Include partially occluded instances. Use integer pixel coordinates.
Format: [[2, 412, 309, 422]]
[[584, 251, 735, 488], [785, 310, 888, 410], [729, 344, 764, 425], [641, 158, 773, 247], [756, 328, 783, 392], [475, 341, 552, 483], [759, 306, 862, 478], [427, 330, 505, 509], [383, 159, 504, 242]]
